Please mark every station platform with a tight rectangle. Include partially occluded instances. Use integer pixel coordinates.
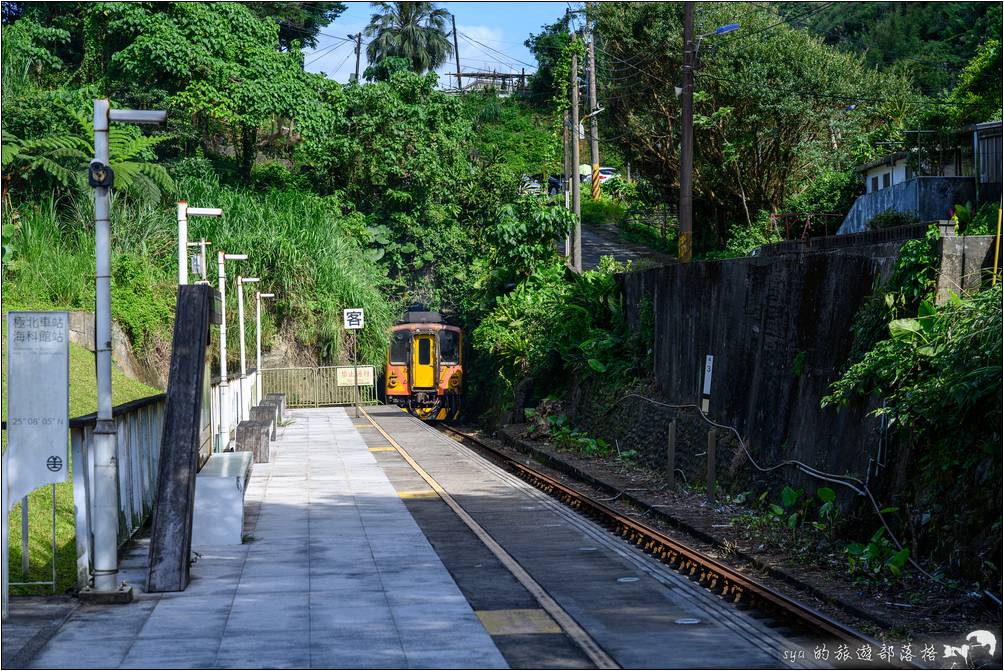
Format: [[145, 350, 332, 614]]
[[23, 406, 812, 669]]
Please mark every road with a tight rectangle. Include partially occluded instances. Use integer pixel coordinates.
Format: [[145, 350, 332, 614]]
[[560, 223, 674, 270]]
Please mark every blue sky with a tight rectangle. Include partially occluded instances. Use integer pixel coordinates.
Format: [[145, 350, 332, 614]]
[[304, 2, 573, 84]]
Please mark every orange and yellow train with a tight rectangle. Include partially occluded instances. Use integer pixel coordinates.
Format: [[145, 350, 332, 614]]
[[384, 310, 462, 421]]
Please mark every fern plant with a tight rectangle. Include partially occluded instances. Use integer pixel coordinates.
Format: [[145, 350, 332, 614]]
[[2, 104, 174, 201]]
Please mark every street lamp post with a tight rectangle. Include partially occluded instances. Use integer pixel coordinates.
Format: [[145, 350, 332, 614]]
[[256, 292, 276, 401], [176, 204, 222, 285], [88, 100, 166, 602], [217, 252, 247, 451], [237, 276, 259, 421]]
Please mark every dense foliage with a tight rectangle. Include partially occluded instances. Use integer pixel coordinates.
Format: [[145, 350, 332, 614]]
[[782, 2, 1002, 98]]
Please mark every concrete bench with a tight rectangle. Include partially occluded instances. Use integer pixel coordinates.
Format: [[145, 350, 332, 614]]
[[236, 419, 270, 463], [250, 404, 277, 440], [265, 393, 286, 421], [192, 451, 254, 546]]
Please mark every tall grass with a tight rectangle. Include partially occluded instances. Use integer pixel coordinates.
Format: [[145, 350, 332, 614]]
[[2, 173, 396, 367]]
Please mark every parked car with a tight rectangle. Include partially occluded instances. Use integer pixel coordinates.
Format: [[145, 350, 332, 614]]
[[547, 174, 565, 195], [520, 174, 543, 195]]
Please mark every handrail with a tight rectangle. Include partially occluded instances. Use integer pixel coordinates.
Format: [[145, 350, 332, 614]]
[[1, 392, 166, 430], [66, 393, 167, 428]]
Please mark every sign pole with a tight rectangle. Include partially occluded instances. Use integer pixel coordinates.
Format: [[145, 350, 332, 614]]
[[1, 464, 7, 620], [343, 308, 365, 417], [359, 331, 363, 419]]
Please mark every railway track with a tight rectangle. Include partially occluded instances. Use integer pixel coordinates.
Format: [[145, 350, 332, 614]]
[[439, 424, 913, 669]]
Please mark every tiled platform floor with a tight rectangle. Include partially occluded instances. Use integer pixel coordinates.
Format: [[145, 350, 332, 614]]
[[26, 407, 506, 669]]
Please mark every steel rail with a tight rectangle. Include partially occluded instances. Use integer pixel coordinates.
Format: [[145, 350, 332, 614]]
[[440, 425, 908, 663]]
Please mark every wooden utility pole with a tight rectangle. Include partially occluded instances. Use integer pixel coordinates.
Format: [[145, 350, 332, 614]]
[[586, 5, 601, 201], [352, 33, 362, 83], [570, 32, 582, 272], [679, 1, 694, 262], [452, 14, 462, 92]]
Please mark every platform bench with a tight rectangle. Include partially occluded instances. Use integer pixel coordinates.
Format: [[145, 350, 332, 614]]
[[192, 450, 254, 546]]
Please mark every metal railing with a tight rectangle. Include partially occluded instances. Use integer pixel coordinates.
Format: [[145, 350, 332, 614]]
[[262, 366, 378, 408], [208, 370, 259, 451], [70, 394, 165, 587], [624, 204, 678, 242]]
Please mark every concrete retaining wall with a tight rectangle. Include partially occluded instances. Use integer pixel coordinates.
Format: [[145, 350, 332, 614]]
[[837, 177, 975, 234], [588, 246, 905, 499]]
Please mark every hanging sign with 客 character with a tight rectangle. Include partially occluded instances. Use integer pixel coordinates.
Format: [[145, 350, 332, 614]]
[[343, 308, 364, 330], [3, 312, 70, 505]]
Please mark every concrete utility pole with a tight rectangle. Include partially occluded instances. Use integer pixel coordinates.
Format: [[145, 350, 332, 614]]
[[586, 6, 601, 202], [89, 99, 166, 603], [679, 1, 695, 263], [452, 14, 462, 91], [570, 32, 582, 273], [563, 109, 572, 258], [217, 251, 246, 451], [351, 33, 362, 83]]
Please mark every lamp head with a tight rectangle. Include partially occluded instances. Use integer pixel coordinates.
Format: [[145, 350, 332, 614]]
[[714, 23, 740, 35]]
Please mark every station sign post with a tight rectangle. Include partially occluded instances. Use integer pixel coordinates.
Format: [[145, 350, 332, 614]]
[[343, 309, 364, 418], [2, 312, 69, 619]]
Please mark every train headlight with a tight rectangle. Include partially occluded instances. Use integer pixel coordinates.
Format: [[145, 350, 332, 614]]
[[448, 373, 461, 388], [388, 374, 399, 388]]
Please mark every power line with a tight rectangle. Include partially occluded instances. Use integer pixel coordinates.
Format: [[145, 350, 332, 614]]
[[459, 31, 537, 68], [304, 38, 352, 67]]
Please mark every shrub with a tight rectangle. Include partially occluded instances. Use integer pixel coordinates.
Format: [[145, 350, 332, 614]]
[[867, 209, 920, 230], [580, 198, 625, 227]]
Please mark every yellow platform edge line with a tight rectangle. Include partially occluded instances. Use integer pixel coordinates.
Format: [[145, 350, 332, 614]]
[[357, 407, 619, 670], [398, 490, 439, 499], [475, 609, 563, 636]]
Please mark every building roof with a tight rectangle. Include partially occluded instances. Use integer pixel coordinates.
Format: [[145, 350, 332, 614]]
[[855, 151, 909, 174]]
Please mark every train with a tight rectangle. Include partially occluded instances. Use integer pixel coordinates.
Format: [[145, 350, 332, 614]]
[[384, 309, 462, 421]]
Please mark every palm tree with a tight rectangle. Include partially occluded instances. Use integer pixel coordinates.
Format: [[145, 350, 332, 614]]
[[364, 2, 453, 74]]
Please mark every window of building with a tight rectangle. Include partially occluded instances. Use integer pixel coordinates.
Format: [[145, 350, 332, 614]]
[[439, 330, 460, 364], [389, 332, 409, 364], [871, 176, 879, 192], [882, 172, 891, 188]]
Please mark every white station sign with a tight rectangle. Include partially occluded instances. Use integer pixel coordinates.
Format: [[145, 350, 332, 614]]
[[336, 366, 374, 387], [343, 308, 364, 330], [4, 312, 70, 505]]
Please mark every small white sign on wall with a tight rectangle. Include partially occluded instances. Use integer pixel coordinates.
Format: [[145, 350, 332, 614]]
[[701, 354, 714, 413]]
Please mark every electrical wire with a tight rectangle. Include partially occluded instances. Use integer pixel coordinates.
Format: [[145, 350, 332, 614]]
[[459, 31, 537, 69], [304, 38, 352, 67], [606, 391, 970, 590]]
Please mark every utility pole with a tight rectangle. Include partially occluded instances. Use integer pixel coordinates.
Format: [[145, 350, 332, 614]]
[[570, 32, 582, 273], [586, 5, 601, 202], [563, 109, 572, 258], [679, 1, 695, 263], [351, 33, 362, 83], [452, 14, 462, 92]]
